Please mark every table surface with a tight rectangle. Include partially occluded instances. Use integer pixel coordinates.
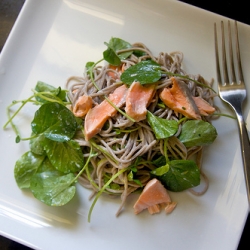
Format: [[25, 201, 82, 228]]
[[0, 0, 249, 249]]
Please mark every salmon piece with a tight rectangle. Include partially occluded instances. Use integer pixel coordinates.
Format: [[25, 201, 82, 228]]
[[107, 64, 125, 80], [193, 96, 215, 116], [133, 178, 171, 215], [164, 201, 177, 214], [84, 85, 128, 140], [125, 81, 155, 122], [73, 95, 93, 118], [148, 204, 161, 214], [159, 77, 201, 119]]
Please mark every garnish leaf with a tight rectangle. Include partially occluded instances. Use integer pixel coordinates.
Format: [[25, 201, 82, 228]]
[[35, 81, 67, 103], [14, 151, 45, 189], [157, 160, 200, 192], [85, 61, 95, 76], [151, 164, 169, 176], [147, 111, 178, 139], [121, 60, 162, 84], [31, 102, 78, 142], [29, 134, 46, 155], [103, 45, 121, 66], [42, 138, 84, 174], [179, 120, 217, 147], [30, 171, 76, 206], [103, 37, 132, 66]]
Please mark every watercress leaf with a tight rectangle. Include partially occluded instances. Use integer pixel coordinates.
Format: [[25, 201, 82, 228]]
[[151, 164, 169, 176], [42, 138, 84, 174], [133, 50, 146, 57], [31, 102, 77, 142], [35, 81, 67, 103], [85, 61, 95, 76], [133, 179, 143, 187], [128, 170, 134, 181], [158, 160, 200, 192], [14, 151, 46, 189], [30, 171, 76, 206], [29, 133, 46, 155], [103, 45, 121, 66], [56, 88, 68, 102], [37, 157, 58, 173], [107, 37, 132, 60], [152, 155, 166, 167], [147, 111, 178, 139], [35, 81, 54, 92], [120, 60, 162, 85], [178, 120, 217, 147]]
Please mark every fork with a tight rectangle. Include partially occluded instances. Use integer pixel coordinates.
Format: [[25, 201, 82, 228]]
[[214, 20, 250, 208]]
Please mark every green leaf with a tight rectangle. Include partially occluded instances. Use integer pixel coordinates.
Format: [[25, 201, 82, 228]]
[[178, 120, 217, 147], [103, 37, 132, 66], [108, 37, 132, 60], [85, 61, 95, 76], [29, 134, 46, 155], [42, 138, 84, 174], [31, 102, 78, 142], [151, 164, 169, 176], [37, 157, 58, 173], [103, 45, 121, 66], [147, 111, 178, 139], [120, 60, 162, 85], [30, 171, 76, 206], [158, 160, 200, 192], [14, 151, 45, 189], [152, 155, 166, 167], [35, 81, 67, 103]]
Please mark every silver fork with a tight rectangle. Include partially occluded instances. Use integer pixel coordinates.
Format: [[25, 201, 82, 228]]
[[215, 20, 250, 208]]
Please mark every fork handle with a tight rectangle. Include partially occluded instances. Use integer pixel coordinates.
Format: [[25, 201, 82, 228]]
[[235, 108, 250, 208]]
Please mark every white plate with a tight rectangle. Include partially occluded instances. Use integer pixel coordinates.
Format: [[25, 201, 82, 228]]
[[0, 0, 249, 249]]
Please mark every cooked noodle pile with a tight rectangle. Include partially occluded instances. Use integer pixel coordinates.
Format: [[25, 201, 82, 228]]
[[65, 42, 217, 216]]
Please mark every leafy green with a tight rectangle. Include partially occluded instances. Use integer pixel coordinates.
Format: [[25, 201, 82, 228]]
[[103, 37, 132, 66], [31, 102, 78, 142], [147, 111, 178, 139], [152, 155, 167, 167], [14, 151, 46, 189], [179, 120, 217, 147], [156, 160, 200, 192], [120, 60, 162, 84], [42, 138, 84, 174], [151, 164, 169, 176], [35, 81, 67, 103], [29, 134, 46, 155], [30, 171, 76, 206]]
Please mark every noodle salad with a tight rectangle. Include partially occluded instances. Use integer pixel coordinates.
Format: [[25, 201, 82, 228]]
[[3, 37, 218, 221]]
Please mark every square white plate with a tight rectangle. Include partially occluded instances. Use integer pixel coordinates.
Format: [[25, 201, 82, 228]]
[[0, 0, 249, 249]]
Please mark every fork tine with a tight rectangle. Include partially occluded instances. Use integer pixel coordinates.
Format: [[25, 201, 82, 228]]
[[215, 20, 244, 87], [228, 21, 237, 84], [235, 21, 245, 84], [214, 23, 222, 87], [221, 21, 230, 85]]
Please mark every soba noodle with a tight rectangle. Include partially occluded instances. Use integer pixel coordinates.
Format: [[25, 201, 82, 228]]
[[65, 42, 217, 216]]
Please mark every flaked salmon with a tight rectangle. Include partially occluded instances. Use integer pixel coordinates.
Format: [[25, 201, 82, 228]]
[[193, 96, 215, 116], [164, 201, 177, 214], [73, 95, 93, 118], [125, 81, 155, 122], [133, 178, 173, 215], [160, 77, 201, 119], [107, 64, 125, 80], [84, 84, 128, 140], [147, 204, 161, 214]]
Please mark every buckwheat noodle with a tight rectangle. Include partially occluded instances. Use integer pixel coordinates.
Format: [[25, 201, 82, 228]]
[[65, 42, 218, 216]]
